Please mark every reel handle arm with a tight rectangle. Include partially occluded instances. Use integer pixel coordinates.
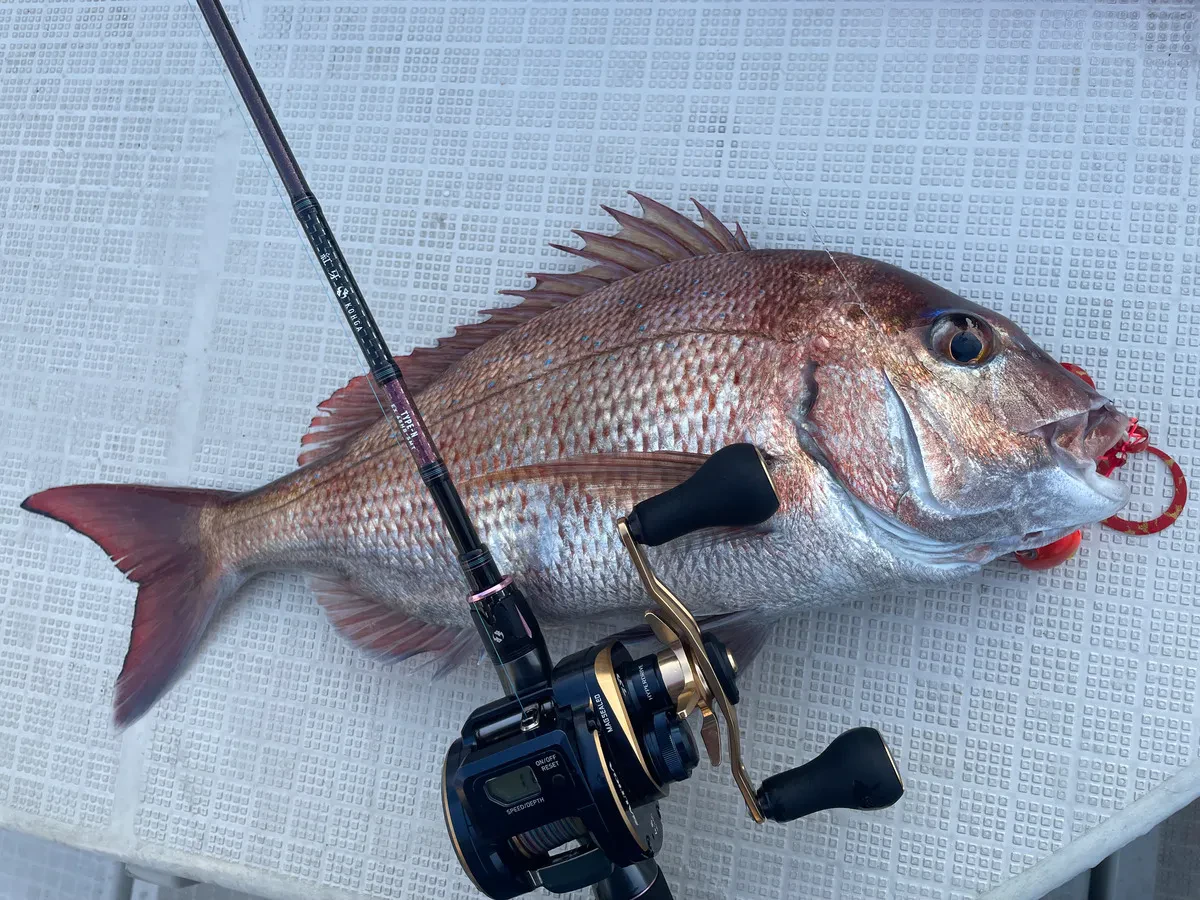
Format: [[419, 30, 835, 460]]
[[619, 445, 905, 827], [626, 444, 780, 547], [755, 727, 904, 824]]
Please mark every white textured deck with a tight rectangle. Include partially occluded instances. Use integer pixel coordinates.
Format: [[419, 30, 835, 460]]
[[2, 2, 1198, 899]]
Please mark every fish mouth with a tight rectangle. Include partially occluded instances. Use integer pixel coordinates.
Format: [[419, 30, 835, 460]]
[[1040, 398, 1128, 463], [1035, 399, 1131, 510], [847, 374, 1125, 565]]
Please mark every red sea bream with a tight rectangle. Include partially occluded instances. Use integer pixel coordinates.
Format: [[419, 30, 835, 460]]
[[22, 195, 1131, 725]]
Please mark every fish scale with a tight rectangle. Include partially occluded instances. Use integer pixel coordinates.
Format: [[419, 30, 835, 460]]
[[22, 197, 1131, 726]]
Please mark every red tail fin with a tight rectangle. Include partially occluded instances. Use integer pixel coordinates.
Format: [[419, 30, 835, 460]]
[[21, 484, 240, 727]]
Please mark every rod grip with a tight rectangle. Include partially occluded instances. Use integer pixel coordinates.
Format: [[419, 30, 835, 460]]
[[638, 869, 674, 900], [593, 860, 674, 900], [625, 444, 779, 547]]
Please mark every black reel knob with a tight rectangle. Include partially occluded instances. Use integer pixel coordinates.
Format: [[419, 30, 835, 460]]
[[626, 443, 779, 547], [756, 727, 904, 823], [643, 711, 699, 785]]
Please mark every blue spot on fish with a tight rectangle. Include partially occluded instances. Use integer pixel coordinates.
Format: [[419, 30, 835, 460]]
[[638, 325, 646, 332], [634, 303, 643, 309], [545, 357, 554, 365], [487, 380, 495, 388]]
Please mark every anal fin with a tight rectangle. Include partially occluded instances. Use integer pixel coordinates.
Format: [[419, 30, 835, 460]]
[[309, 575, 472, 670]]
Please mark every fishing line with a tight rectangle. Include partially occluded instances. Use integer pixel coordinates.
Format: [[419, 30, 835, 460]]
[[189, 0, 547, 711], [767, 155, 871, 313], [184, 4, 405, 455]]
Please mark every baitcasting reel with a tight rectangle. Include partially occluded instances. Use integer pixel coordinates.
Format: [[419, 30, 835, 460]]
[[441, 445, 905, 899]]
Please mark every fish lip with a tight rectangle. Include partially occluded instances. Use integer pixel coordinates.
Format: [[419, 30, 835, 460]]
[[1036, 398, 1128, 489], [1047, 435, 1131, 509], [1034, 396, 1131, 509], [1032, 393, 1128, 462]]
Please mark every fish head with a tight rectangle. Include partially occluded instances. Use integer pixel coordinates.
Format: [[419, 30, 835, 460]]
[[795, 256, 1131, 564]]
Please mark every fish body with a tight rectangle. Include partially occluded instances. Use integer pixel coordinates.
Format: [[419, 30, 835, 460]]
[[229, 250, 929, 624], [23, 196, 1130, 725]]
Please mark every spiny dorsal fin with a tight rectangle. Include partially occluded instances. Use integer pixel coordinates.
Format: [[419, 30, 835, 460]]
[[501, 193, 753, 306], [299, 194, 752, 466]]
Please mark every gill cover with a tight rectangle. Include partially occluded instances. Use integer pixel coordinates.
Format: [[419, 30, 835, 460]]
[[799, 264, 1130, 558]]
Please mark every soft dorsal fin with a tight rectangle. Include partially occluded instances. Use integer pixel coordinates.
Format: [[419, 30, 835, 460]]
[[299, 194, 752, 466], [299, 372, 389, 466]]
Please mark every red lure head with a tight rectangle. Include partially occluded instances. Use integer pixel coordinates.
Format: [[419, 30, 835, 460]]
[[1016, 363, 1187, 570], [1014, 530, 1082, 569]]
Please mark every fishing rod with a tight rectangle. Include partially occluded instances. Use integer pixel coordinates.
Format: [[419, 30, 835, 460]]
[[194, 4, 904, 898], [194, 0, 551, 700]]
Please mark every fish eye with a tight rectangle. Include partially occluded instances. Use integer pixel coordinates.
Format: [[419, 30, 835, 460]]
[[930, 313, 994, 366]]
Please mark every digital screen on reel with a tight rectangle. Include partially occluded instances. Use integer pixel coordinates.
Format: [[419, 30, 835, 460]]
[[485, 766, 542, 806]]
